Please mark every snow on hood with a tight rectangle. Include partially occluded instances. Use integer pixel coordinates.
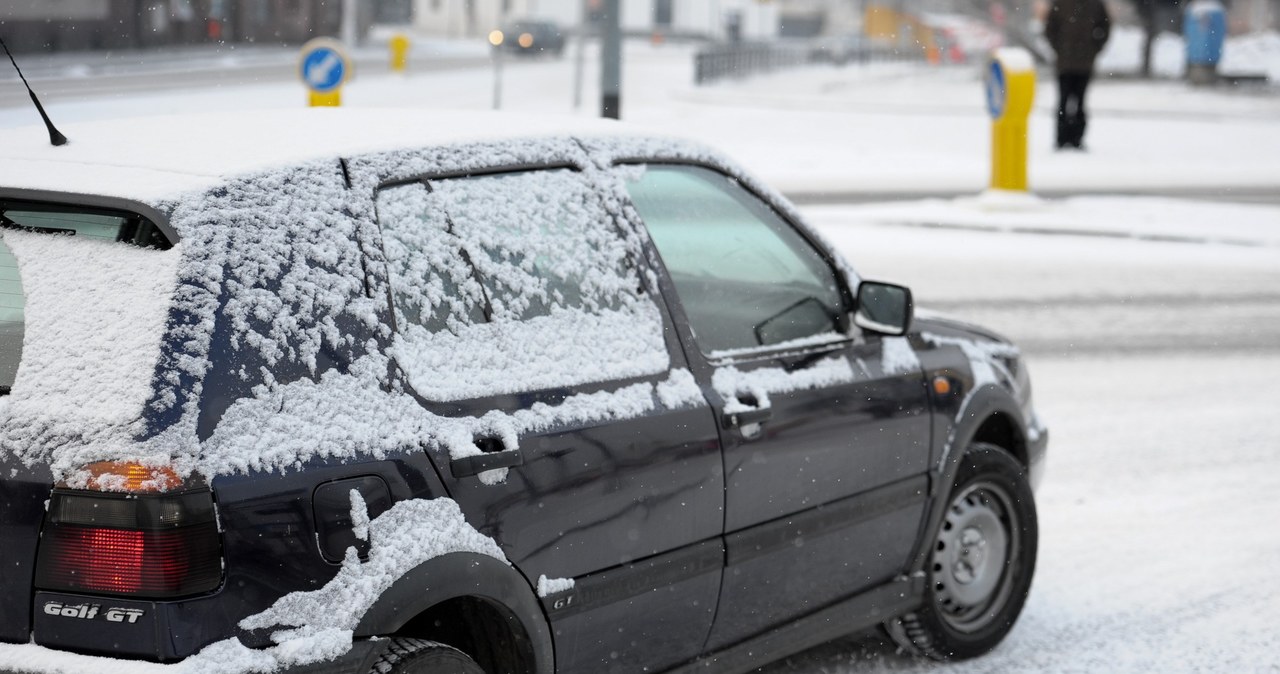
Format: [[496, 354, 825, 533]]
[[0, 231, 180, 477]]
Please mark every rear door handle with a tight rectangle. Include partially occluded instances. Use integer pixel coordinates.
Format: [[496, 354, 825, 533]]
[[451, 449, 523, 478]]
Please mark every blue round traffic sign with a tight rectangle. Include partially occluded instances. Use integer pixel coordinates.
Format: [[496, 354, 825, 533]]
[[985, 60, 1006, 119], [299, 39, 350, 94]]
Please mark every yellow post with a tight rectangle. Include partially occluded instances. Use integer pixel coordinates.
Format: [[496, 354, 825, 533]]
[[309, 90, 342, 107], [389, 34, 410, 73], [985, 48, 1036, 191]]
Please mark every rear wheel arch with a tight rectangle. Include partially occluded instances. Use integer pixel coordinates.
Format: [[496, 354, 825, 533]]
[[354, 552, 553, 674]]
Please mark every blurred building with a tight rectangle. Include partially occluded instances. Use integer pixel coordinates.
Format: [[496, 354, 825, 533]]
[[0, 0, 368, 52], [405, 0, 781, 41]]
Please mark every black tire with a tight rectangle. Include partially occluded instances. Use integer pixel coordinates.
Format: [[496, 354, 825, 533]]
[[890, 443, 1038, 660], [370, 638, 486, 674]]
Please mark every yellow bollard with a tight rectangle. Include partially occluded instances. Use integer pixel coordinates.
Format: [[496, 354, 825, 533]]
[[309, 90, 342, 107], [985, 48, 1036, 191], [389, 34, 410, 73]]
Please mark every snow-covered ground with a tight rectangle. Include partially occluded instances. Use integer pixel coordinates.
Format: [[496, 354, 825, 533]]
[[1, 25, 1279, 673]]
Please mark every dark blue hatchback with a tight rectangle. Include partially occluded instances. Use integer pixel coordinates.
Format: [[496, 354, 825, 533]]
[[0, 111, 1046, 674]]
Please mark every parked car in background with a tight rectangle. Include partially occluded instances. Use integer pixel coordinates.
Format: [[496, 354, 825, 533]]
[[0, 109, 1046, 673], [493, 19, 565, 57]]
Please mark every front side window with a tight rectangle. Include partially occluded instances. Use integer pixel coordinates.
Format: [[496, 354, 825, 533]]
[[376, 168, 669, 401], [623, 164, 846, 356]]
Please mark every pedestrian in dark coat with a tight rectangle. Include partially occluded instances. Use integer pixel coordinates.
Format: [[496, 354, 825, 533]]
[[1045, 0, 1110, 149]]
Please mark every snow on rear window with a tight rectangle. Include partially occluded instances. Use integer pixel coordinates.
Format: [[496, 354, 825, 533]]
[[378, 168, 668, 401], [0, 230, 179, 474]]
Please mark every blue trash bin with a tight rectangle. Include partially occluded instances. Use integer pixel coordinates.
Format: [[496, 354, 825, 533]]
[[1184, 0, 1226, 83]]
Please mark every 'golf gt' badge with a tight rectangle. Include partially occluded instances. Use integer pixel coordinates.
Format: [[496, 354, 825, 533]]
[[44, 601, 145, 624]]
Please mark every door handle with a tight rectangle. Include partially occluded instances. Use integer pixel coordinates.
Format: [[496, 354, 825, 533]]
[[451, 449, 523, 478], [724, 406, 772, 429], [451, 436, 525, 478]]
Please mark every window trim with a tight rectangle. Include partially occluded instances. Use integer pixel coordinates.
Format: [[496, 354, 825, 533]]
[[376, 161, 585, 192], [613, 159, 856, 364], [0, 188, 178, 247]]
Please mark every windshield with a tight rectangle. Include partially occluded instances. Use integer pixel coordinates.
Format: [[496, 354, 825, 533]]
[[0, 201, 171, 394]]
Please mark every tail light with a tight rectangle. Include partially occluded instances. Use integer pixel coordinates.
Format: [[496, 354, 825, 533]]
[[34, 462, 223, 599]]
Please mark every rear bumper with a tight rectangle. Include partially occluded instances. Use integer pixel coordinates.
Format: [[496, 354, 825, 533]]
[[0, 638, 386, 674]]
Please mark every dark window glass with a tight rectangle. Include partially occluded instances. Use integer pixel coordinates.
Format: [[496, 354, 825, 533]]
[[654, 0, 674, 26], [624, 164, 845, 355]]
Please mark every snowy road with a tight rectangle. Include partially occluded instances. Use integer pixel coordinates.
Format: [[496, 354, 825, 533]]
[[754, 211, 1280, 672]]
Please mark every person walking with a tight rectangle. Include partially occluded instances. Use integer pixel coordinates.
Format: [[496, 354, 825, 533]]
[[1044, 0, 1110, 149]]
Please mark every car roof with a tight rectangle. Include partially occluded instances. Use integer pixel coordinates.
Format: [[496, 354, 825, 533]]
[[0, 108, 626, 203]]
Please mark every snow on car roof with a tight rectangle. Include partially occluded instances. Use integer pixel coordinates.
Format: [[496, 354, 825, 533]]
[[0, 108, 626, 203]]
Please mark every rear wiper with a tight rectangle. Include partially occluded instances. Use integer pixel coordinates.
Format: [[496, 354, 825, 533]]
[[0, 216, 76, 236]]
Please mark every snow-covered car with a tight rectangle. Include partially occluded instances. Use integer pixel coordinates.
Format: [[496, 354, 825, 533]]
[[493, 20, 566, 57], [0, 110, 1047, 674]]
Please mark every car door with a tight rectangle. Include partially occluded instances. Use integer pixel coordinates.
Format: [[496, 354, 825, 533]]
[[372, 163, 724, 674], [617, 162, 933, 651]]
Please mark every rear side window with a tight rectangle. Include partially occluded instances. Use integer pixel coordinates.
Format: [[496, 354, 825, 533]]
[[376, 168, 669, 401], [0, 239, 22, 392], [0, 202, 170, 394]]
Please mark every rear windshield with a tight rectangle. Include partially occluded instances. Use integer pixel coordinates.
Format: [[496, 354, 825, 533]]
[[0, 201, 171, 394]]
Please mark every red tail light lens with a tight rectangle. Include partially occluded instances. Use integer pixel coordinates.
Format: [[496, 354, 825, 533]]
[[35, 488, 222, 599], [36, 523, 221, 597]]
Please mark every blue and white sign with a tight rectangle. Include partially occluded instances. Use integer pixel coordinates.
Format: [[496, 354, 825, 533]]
[[298, 38, 351, 94], [984, 59, 1006, 119]]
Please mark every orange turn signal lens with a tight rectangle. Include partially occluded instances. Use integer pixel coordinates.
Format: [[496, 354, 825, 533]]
[[932, 376, 952, 396], [76, 461, 182, 493]]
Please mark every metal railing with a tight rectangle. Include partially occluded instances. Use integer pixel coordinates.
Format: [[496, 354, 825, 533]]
[[693, 39, 931, 85]]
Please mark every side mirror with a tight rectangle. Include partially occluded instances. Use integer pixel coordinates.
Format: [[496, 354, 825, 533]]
[[854, 281, 913, 336]]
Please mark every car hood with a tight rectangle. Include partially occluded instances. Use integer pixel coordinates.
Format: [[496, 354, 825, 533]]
[[912, 307, 1014, 347]]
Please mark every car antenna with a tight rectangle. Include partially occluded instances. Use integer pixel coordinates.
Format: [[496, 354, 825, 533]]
[[1, 36, 68, 146]]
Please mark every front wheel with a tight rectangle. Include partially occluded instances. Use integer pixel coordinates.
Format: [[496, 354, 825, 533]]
[[369, 638, 486, 674], [889, 443, 1038, 660]]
